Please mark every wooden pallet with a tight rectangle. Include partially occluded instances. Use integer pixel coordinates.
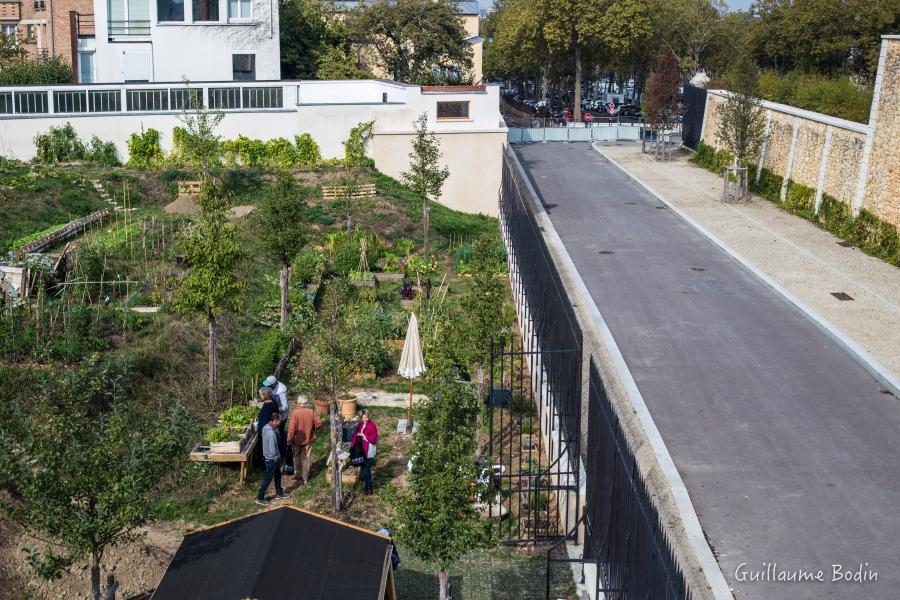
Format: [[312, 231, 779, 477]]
[[321, 183, 377, 201], [177, 181, 203, 197]]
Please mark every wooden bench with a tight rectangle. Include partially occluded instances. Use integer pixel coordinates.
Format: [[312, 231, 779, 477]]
[[321, 183, 377, 201], [177, 181, 203, 197], [189, 431, 258, 484]]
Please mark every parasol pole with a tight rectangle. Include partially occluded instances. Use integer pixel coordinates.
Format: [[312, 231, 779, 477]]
[[408, 380, 413, 431]]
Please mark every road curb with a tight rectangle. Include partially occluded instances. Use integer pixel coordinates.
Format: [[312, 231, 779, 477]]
[[592, 141, 900, 399]]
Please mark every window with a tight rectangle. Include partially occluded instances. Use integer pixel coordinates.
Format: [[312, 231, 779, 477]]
[[156, 0, 184, 21], [25, 24, 36, 43], [228, 0, 250, 19], [193, 0, 218, 21], [232, 54, 255, 81], [109, 0, 151, 33], [1, 24, 15, 43], [436, 101, 469, 120]]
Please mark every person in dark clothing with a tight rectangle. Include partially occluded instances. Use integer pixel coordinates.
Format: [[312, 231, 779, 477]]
[[257, 387, 278, 434], [256, 412, 289, 505]]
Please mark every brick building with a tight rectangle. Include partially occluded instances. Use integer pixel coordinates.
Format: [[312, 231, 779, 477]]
[[0, 0, 93, 81]]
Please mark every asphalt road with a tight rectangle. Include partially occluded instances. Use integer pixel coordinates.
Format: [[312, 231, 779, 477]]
[[513, 143, 900, 599]]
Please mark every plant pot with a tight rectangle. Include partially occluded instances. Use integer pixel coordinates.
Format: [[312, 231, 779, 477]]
[[313, 398, 331, 417], [341, 396, 358, 419]]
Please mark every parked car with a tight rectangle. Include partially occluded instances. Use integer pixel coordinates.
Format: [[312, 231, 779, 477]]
[[617, 104, 642, 118]]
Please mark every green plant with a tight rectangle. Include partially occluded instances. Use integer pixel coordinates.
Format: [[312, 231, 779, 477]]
[[783, 181, 816, 218], [294, 133, 322, 166], [205, 426, 240, 443], [402, 113, 450, 257], [217, 406, 258, 429], [349, 270, 375, 281], [525, 491, 549, 512], [343, 120, 374, 167], [292, 249, 326, 286], [757, 70, 873, 123], [33, 123, 85, 163], [0, 56, 72, 84], [84, 136, 120, 166], [127, 128, 164, 168], [748, 167, 784, 203]]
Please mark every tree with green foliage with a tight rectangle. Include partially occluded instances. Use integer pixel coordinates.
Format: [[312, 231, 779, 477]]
[[343, 120, 374, 168], [659, 0, 726, 76], [0, 362, 193, 600], [395, 379, 483, 600], [349, 0, 473, 84], [175, 82, 224, 178], [316, 46, 370, 80], [0, 55, 73, 84], [259, 174, 309, 329], [401, 113, 449, 258], [716, 54, 766, 194], [174, 183, 243, 395], [280, 0, 369, 80]]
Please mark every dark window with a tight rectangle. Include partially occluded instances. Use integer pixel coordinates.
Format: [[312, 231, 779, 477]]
[[193, 0, 218, 21], [157, 0, 184, 22], [232, 54, 255, 81], [436, 101, 469, 119]]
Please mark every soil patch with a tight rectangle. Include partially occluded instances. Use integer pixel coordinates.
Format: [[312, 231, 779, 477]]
[[163, 197, 198, 216], [226, 205, 256, 220]]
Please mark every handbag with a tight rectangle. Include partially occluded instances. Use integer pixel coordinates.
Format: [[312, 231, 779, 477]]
[[349, 443, 366, 466], [366, 443, 377, 459]]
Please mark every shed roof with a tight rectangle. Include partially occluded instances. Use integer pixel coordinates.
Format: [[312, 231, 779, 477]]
[[151, 507, 393, 600]]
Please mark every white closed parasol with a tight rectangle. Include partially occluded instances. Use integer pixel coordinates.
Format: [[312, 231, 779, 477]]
[[398, 313, 426, 431]]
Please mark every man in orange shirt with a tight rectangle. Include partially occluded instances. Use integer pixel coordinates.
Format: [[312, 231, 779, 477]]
[[287, 396, 322, 484]]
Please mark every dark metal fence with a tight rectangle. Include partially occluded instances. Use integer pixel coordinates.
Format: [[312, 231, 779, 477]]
[[582, 360, 690, 600], [500, 148, 694, 599], [682, 85, 707, 149], [491, 151, 583, 546]]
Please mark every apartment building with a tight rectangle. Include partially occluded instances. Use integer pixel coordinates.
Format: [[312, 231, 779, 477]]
[[0, 0, 92, 72], [87, 0, 280, 83]]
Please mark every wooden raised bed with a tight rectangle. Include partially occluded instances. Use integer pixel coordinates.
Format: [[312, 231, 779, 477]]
[[189, 429, 258, 484]]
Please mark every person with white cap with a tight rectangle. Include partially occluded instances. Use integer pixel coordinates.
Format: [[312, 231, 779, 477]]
[[287, 395, 321, 484], [262, 375, 292, 473]]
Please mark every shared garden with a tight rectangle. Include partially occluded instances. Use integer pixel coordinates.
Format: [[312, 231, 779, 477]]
[[0, 106, 576, 599]]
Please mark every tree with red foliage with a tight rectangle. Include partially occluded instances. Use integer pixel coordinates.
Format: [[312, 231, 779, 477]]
[[642, 51, 682, 130]]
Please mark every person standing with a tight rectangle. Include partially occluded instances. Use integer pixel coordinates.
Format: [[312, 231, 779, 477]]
[[256, 412, 289, 505], [287, 396, 321, 484], [262, 375, 292, 473], [350, 410, 378, 495], [257, 387, 277, 434]]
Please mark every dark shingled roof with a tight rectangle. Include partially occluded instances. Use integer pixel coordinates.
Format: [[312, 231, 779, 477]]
[[151, 507, 393, 600]]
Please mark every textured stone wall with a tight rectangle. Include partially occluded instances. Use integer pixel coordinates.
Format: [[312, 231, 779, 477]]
[[824, 129, 866, 205], [863, 38, 900, 227]]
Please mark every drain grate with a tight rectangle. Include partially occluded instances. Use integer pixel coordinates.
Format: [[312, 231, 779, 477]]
[[656, 205, 667, 209], [625, 201, 637, 205], [598, 250, 615, 255], [690, 267, 706, 272], [831, 292, 854, 301], [836, 240, 853, 247]]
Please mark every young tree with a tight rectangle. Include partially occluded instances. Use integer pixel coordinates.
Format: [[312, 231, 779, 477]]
[[642, 51, 682, 157], [174, 183, 243, 395], [716, 54, 766, 194], [175, 82, 224, 178], [349, 0, 473, 84], [0, 363, 193, 600], [259, 174, 309, 329], [395, 380, 483, 600], [401, 113, 449, 258]]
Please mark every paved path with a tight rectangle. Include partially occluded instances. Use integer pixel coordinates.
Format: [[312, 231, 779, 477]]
[[598, 143, 900, 380], [513, 143, 900, 599]]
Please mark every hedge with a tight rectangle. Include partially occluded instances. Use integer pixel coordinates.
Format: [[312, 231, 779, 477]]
[[691, 141, 900, 266]]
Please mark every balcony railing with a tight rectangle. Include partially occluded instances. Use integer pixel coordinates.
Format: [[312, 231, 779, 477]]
[[108, 20, 150, 37], [75, 13, 95, 38], [0, 82, 289, 116]]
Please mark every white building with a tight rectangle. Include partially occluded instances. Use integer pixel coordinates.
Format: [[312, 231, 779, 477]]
[[80, 0, 279, 83]]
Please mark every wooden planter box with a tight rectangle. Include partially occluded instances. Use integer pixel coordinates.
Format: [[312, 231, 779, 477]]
[[326, 466, 360, 485], [208, 424, 253, 454], [349, 279, 376, 287], [374, 272, 404, 282]]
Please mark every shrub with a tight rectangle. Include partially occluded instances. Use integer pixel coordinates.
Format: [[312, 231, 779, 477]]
[[817, 194, 852, 238], [0, 57, 72, 84], [294, 133, 321, 167], [85, 136, 120, 166], [344, 121, 374, 167], [291, 249, 325, 286], [783, 181, 815, 219], [127, 128, 164, 168], [33, 123, 84, 163], [756, 70, 872, 123], [690, 141, 734, 173], [748, 168, 783, 204], [847, 209, 900, 266]]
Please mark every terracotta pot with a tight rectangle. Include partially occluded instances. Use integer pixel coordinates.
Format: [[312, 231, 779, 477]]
[[313, 398, 331, 417], [341, 397, 358, 420]]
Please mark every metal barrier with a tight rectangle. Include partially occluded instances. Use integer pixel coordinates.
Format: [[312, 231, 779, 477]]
[[508, 125, 643, 143]]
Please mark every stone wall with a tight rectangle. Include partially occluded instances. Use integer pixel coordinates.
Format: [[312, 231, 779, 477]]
[[863, 37, 900, 228], [700, 35, 899, 229]]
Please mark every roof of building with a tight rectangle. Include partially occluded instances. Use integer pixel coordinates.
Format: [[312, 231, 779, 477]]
[[330, 0, 480, 14], [150, 507, 394, 600]]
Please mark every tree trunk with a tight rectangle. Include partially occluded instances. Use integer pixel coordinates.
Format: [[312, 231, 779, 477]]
[[329, 398, 342, 511], [423, 201, 430, 258], [438, 569, 450, 600], [208, 312, 217, 396], [91, 550, 101, 600], [574, 43, 582, 123], [475, 365, 485, 457], [279, 263, 290, 329]]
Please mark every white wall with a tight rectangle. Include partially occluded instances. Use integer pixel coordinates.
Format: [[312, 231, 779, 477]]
[[0, 81, 506, 215], [93, 0, 279, 83]]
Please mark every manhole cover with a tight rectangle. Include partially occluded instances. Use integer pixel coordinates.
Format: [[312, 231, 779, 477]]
[[836, 240, 853, 247], [598, 250, 615, 255], [690, 267, 706, 272], [831, 292, 854, 301]]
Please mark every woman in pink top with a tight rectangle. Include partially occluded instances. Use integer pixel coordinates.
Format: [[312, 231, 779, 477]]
[[350, 410, 378, 495]]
